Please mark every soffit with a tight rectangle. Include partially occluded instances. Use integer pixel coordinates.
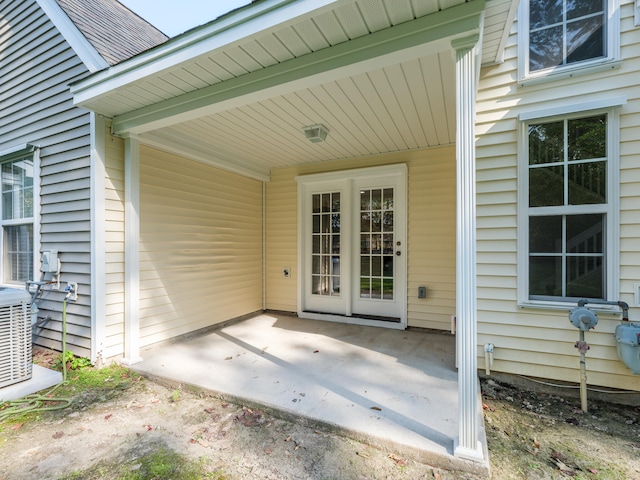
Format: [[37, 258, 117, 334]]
[[73, 0, 517, 180]]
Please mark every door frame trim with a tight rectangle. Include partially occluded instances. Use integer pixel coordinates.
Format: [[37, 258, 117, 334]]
[[295, 164, 408, 328]]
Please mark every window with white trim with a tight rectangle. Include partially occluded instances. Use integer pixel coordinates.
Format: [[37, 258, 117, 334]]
[[0, 153, 35, 285], [519, 0, 619, 79], [521, 110, 617, 303]]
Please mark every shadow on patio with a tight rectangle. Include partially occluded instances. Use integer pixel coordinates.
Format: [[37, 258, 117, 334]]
[[131, 313, 488, 474]]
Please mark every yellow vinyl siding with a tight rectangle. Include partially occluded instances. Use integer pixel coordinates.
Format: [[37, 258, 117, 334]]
[[138, 146, 263, 348], [265, 147, 457, 330], [475, 2, 640, 391], [104, 130, 125, 359]]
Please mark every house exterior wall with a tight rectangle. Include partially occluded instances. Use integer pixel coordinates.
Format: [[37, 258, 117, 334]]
[[0, 0, 93, 357], [475, 1, 640, 391], [137, 146, 264, 349], [265, 147, 457, 331], [102, 141, 265, 358]]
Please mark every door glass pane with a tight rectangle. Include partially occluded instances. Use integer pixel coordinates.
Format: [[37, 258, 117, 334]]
[[371, 280, 381, 299], [371, 189, 381, 209], [372, 256, 381, 276], [383, 234, 393, 254], [359, 187, 394, 301], [371, 212, 381, 232], [383, 256, 393, 277], [360, 278, 371, 298], [361, 234, 370, 254], [360, 190, 370, 210], [311, 192, 340, 297], [383, 211, 393, 232], [383, 279, 393, 300], [383, 188, 394, 209], [361, 257, 370, 276], [321, 193, 330, 212], [321, 235, 329, 254], [361, 212, 370, 233]]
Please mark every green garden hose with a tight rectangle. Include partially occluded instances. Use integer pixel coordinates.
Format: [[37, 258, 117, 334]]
[[0, 298, 72, 422]]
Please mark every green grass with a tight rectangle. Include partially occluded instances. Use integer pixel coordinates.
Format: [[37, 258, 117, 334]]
[[59, 445, 227, 480], [0, 362, 140, 426]]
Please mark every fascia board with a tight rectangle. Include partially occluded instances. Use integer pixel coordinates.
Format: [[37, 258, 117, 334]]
[[113, 1, 486, 135], [36, 0, 109, 73], [71, 0, 338, 103]]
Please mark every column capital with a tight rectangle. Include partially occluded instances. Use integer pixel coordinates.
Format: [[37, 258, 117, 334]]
[[451, 34, 480, 53]]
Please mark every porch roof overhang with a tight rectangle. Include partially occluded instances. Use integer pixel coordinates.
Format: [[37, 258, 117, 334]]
[[72, 0, 518, 181]]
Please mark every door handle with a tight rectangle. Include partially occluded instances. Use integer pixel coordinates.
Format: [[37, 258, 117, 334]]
[[396, 251, 401, 256]]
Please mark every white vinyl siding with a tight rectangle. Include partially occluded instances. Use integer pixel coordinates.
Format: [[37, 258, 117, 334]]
[[266, 147, 457, 331], [0, 0, 93, 357], [476, 0, 640, 391], [138, 146, 263, 348]]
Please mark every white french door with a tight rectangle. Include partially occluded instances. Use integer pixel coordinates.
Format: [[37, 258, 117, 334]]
[[297, 165, 407, 328]]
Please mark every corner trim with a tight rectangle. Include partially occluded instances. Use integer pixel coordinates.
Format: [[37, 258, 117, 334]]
[[90, 114, 107, 365]]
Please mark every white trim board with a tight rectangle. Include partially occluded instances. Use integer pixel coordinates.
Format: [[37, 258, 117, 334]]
[[35, 0, 109, 73]]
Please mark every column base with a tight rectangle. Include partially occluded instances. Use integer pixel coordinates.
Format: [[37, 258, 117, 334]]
[[454, 438, 484, 463], [120, 356, 143, 366]]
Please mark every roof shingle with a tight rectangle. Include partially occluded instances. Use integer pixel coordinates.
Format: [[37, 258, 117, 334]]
[[56, 0, 169, 66]]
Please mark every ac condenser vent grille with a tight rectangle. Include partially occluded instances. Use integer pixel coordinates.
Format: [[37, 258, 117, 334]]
[[0, 288, 32, 389]]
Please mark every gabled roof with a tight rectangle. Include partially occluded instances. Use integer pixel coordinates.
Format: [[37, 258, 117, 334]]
[[55, 0, 168, 66]]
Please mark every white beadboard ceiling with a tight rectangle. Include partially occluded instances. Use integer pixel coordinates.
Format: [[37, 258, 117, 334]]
[[75, 0, 518, 180]]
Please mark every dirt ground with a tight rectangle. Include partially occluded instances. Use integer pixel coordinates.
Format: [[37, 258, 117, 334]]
[[1, 350, 639, 480]]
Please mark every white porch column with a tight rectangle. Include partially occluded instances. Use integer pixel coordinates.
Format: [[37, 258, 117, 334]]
[[122, 134, 142, 365], [90, 113, 107, 366], [452, 34, 483, 462]]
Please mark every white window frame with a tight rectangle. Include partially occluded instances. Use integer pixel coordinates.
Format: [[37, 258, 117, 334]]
[[518, 0, 621, 85], [517, 101, 623, 312], [0, 144, 40, 287]]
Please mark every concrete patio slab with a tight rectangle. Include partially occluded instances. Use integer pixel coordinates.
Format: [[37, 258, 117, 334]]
[[132, 313, 489, 475], [0, 365, 63, 402]]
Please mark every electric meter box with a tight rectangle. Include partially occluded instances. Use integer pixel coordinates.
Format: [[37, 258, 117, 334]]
[[614, 323, 640, 375]]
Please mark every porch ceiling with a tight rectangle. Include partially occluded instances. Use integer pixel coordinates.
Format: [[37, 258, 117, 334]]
[[73, 0, 518, 181]]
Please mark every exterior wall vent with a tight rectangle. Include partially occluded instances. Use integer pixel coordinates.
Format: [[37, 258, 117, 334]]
[[0, 288, 33, 388]]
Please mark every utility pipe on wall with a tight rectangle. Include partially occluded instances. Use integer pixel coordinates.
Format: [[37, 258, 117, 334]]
[[484, 343, 494, 375]]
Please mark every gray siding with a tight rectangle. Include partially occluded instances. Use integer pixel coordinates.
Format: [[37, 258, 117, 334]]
[[0, 0, 93, 357]]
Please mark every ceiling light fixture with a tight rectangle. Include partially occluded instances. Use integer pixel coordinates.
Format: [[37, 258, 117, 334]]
[[302, 124, 329, 143]]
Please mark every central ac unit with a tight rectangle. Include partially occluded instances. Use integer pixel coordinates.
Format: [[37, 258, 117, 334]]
[[0, 288, 32, 389]]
